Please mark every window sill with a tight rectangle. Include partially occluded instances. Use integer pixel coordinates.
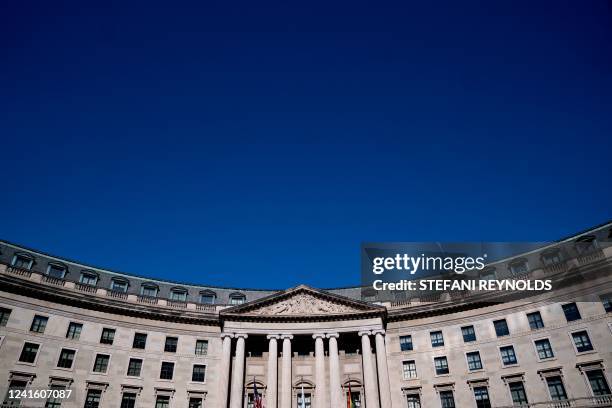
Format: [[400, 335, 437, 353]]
[[502, 364, 520, 369]]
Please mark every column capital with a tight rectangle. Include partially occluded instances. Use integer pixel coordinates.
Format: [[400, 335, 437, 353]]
[[234, 333, 248, 339], [280, 333, 294, 340], [267, 334, 281, 340], [312, 333, 326, 339], [326, 333, 339, 339], [358, 330, 372, 337], [372, 329, 386, 336], [221, 332, 235, 339]]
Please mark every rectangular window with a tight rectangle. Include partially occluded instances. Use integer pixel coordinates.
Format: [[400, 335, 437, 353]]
[[30, 315, 48, 333], [12, 254, 33, 269], [562, 302, 581, 322], [434, 356, 449, 375], [601, 294, 612, 313], [195, 339, 208, 355], [192, 364, 206, 382], [189, 398, 203, 408], [160, 362, 174, 380], [402, 360, 417, 379], [47, 264, 66, 279], [84, 389, 101, 408], [164, 336, 178, 352], [0, 307, 11, 326], [127, 358, 143, 376], [155, 396, 170, 408], [494, 319, 510, 336], [200, 294, 215, 304], [461, 325, 476, 342], [546, 376, 568, 400], [466, 351, 483, 371], [296, 393, 312, 408], [44, 385, 65, 408], [120, 393, 136, 408], [399, 335, 413, 351], [586, 369, 611, 396], [3, 380, 27, 406], [527, 311, 544, 330], [80, 273, 98, 286], [57, 349, 76, 369], [141, 286, 158, 297], [572, 331, 594, 352], [100, 328, 115, 345], [170, 291, 187, 301], [430, 331, 444, 347], [509, 381, 528, 405], [66, 322, 83, 340], [439, 390, 455, 408], [93, 354, 110, 373], [133, 333, 147, 349], [473, 386, 491, 408], [19, 342, 40, 363], [111, 280, 128, 292], [500, 345, 517, 365], [406, 394, 421, 408], [535, 339, 554, 359]]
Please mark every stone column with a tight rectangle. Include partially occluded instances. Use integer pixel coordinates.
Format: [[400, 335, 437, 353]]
[[281, 334, 293, 408], [373, 330, 392, 408], [219, 333, 234, 408], [266, 335, 279, 408], [327, 333, 342, 408], [229, 333, 248, 408], [313, 333, 327, 408], [359, 331, 378, 408]]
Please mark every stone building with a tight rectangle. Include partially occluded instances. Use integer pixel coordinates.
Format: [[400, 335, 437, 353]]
[[0, 222, 611, 408]]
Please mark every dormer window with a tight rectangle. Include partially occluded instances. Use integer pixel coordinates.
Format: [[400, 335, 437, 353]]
[[140, 283, 158, 297], [170, 288, 187, 302], [229, 293, 246, 305], [47, 263, 67, 279], [542, 249, 562, 266], [576, 235, 597, 255], [110, 278, 129, 293], [11, 253, 33, 270], [80, 271, 98, 286], [509, 259, 529, 275], [199, 291, 216, 305], [480, 268, 496, 281]]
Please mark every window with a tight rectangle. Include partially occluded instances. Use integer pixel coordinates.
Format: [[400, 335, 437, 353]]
[[473, 387, 491, 408], [406, 394, 421, 408], [527, 311, 544, 330], [133, 333, 147, 349], [12, 253, 33, 269], [140, 284, 158, 297], [509, 381, 528, 405], [461, 325, 476, 342], [480, 268, 496, 280], [66, 322, 83, 340], [0, 307, 11, 326], [500, 345, 517, 365], [57, 349, 76, 369], [601, 294, 612, 313], [509, 259, 529, 275], [434, 356, 449, 375], [3, 380, 27, 406], [195, 339, 208, 355], [542, 250, 562, 266], [535, 339, 554, 359], [439, 390, 455, 408], [164, 336, 178, 352], [93, 354, 110, 373], [160, 362, 174, 380], [127, 358, 142, 376], [576, 236, 597, 254], [493, 319, 509, 336], [120, 393, 136, 408], [30, 315, 48, 333], [47, 264, 66, 279], [192, 364, 206, 382], [546, 376, 567, 401], [399, 335, 413, 351], [170, 289, 187, 301], [110, 279, 128, 292], [572, 331, 593, 352], [402, 360, 417, 379], [586, 369, 611, 396], [200, 292, 216, 304], [296, 392, 312, 408], [100, 328, 115, 345], [229, 293, 246, 305], [155, 396, 170, 408], [466, 351, 483, 371], [80, 272, 98, 286], [84, 389, 101, 408], [562, 302, 581, 322], [430, 331, 444, 347], [19, 342, 40, 363], [45, 385, 65, 408], [189, 398, 203, 408]]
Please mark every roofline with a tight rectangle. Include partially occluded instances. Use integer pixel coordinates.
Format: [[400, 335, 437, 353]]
[[1, 219, 610, 292]]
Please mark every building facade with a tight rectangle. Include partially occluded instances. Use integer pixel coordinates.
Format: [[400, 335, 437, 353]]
[[0, 223, 611, 408]]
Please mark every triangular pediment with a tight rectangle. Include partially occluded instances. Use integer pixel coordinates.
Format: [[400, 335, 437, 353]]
[[220, 285, 384, 321]]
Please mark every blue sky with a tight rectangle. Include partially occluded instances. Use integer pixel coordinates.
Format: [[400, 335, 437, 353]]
[[1, 1, 610, 289]]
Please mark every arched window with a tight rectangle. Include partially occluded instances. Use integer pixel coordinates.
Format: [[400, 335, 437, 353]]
[[46, 262, 67, 279], [110, 278, 129, 293], [169, 287, 188, 302], [199, 290, 217, 305], [140, 283, 159, 297], [11, 253, 34, 270], [229, 292, 246, 305], [79, 270, 99, 286]]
